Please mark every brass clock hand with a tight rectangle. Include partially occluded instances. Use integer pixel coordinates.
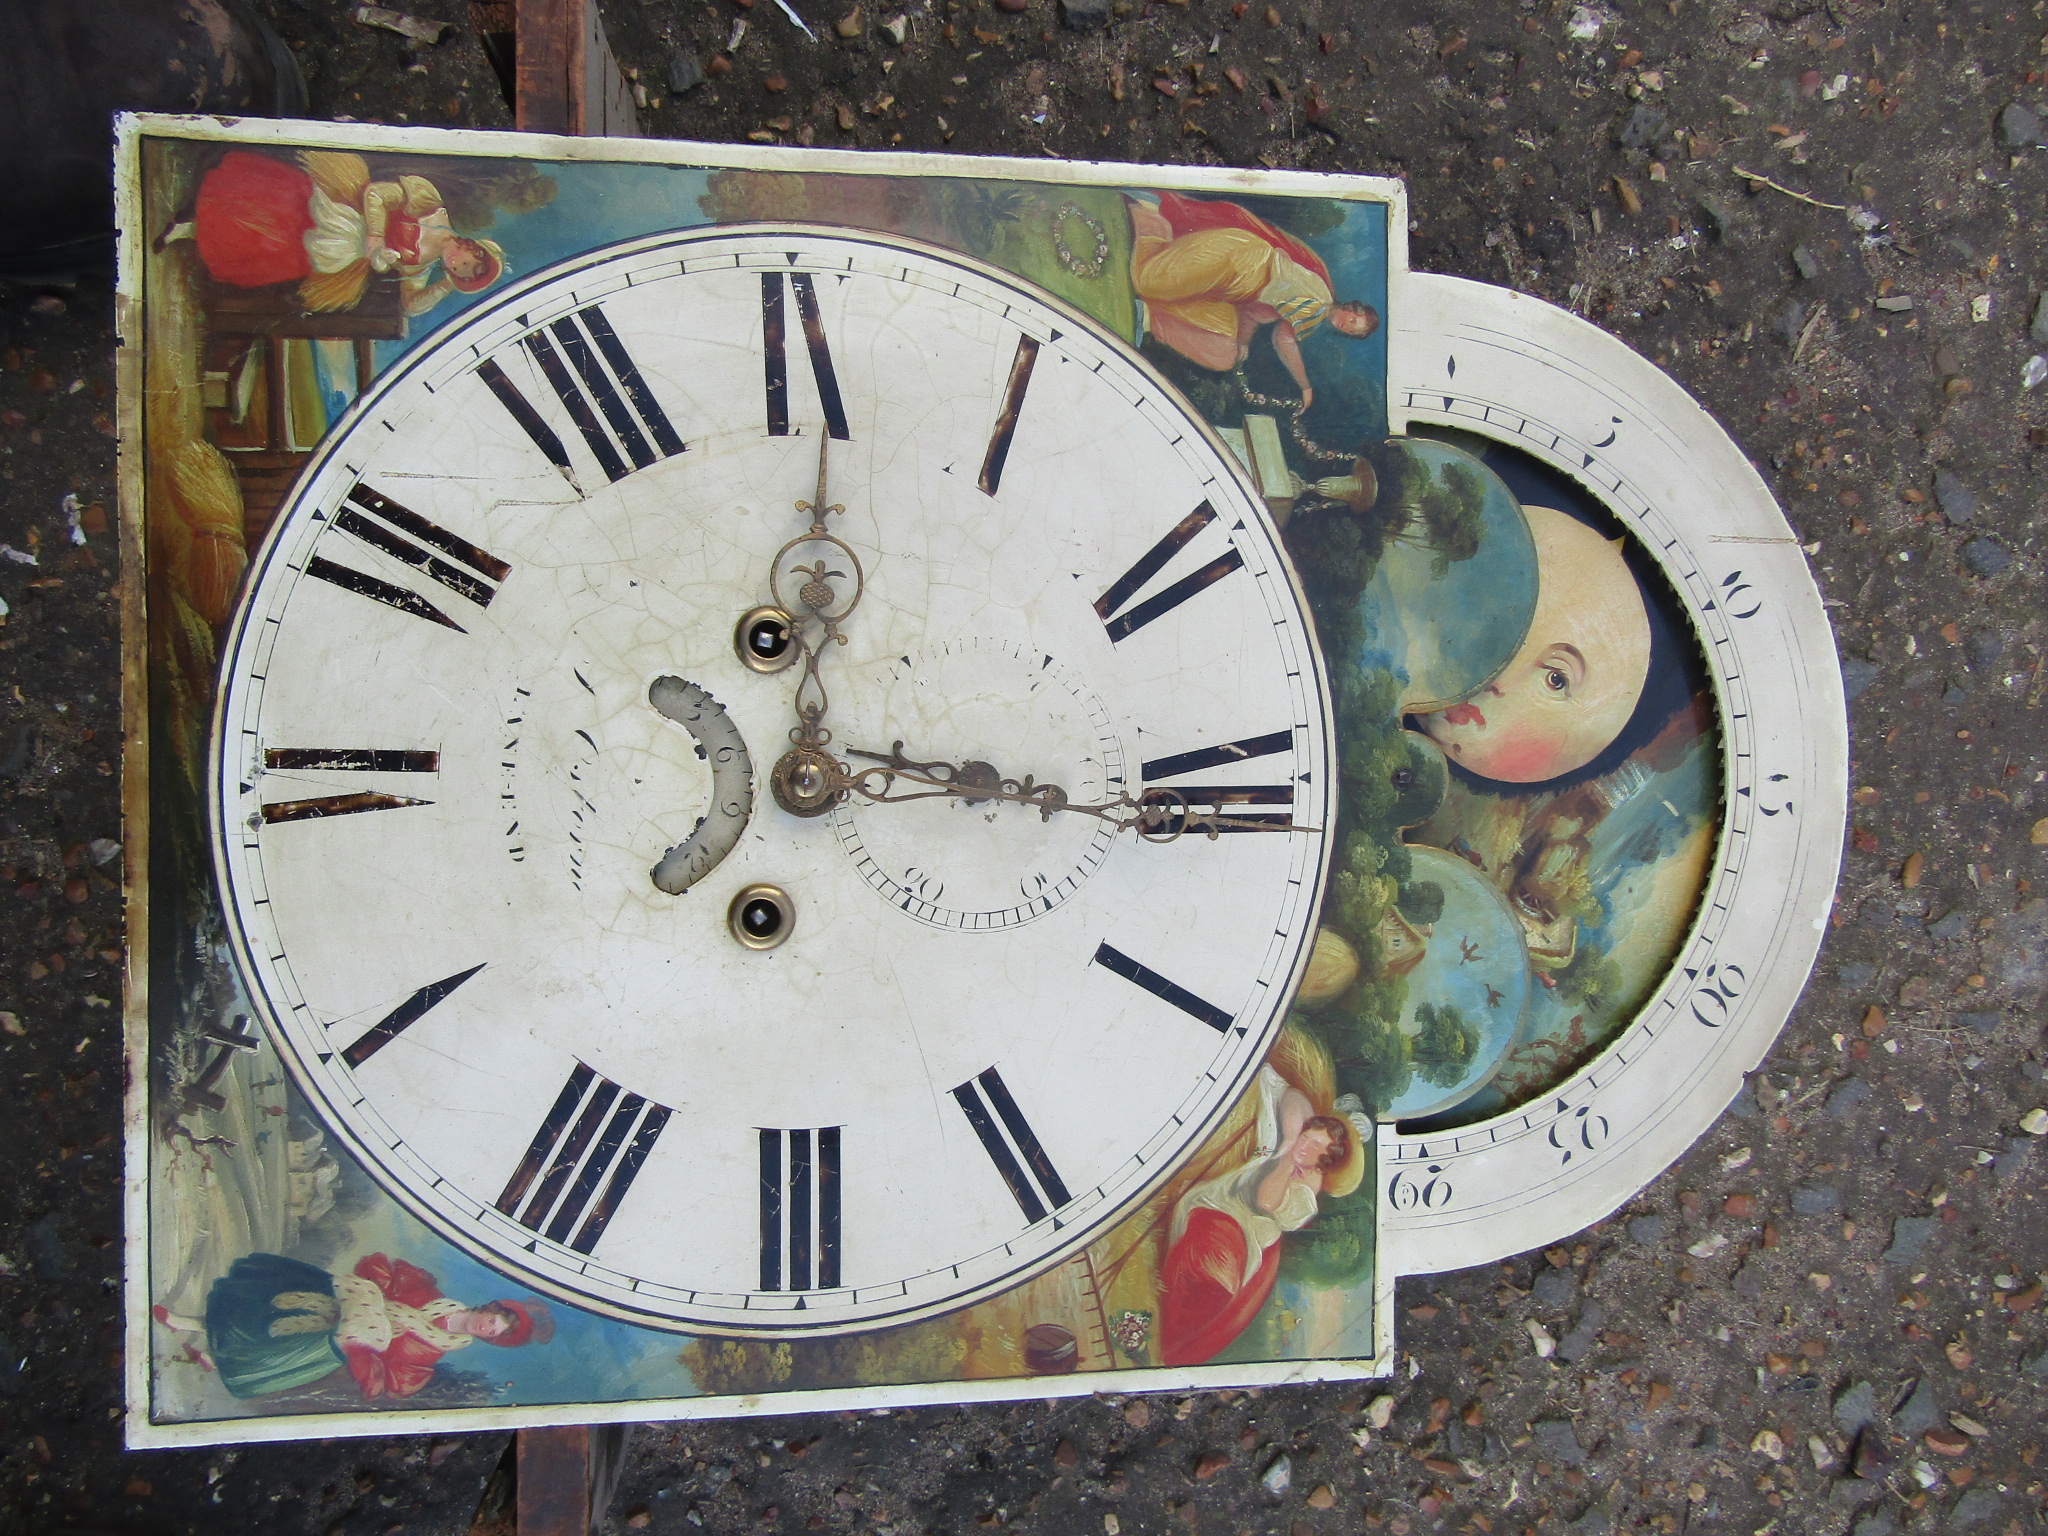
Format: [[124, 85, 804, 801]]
[[841, 743, 1320, 842], [766, 433, 865, 819]]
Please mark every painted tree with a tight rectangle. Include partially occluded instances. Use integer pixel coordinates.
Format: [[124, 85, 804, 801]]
[[1410, 1001, 1480, 1088]]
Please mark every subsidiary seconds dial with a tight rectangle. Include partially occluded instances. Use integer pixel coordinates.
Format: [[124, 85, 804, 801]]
[[211, 226, 1335, 1335]]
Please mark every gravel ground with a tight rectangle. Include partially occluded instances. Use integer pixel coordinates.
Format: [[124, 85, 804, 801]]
[[3, 0, 2047, 1531]]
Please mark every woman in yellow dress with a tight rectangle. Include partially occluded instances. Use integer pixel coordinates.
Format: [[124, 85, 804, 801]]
[[1128, 192, 1379, 411]]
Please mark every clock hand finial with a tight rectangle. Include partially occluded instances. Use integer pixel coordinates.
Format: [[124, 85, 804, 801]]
[[768, 430, 865, 819], [840, 743, 1319, 842]]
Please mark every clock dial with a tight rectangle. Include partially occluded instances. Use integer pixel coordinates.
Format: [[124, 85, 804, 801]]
[[211, 227, 1334, 1335]]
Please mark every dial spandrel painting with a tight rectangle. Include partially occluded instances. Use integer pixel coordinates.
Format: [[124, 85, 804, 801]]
[[117, 118, 1846, 1445]]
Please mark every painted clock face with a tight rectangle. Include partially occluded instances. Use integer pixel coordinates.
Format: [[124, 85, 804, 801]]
[[209, 226, 1335, 1335]]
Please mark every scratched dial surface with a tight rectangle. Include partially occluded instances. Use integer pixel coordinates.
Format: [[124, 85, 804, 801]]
[[210, 227, 1335, 1334]]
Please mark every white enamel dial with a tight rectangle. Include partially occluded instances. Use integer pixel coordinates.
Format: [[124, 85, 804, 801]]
[[210, 226, 1334, 1335]]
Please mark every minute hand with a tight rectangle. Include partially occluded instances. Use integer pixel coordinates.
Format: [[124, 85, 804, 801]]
[[842, 743, 1319, 841]]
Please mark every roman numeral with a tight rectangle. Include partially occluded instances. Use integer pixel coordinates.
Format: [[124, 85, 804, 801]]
[[340, 963, 484, 1068], [478, 309, 685, 489], [1140, 729, 1293, 781], [260, 792, 430, 824], [306, 483, 510, 633], [1092, 943, 1234, 1032], [1138, 730, 1300, 834], [758, 1126, 842, 1292], [1095, 501, 1244, 642], [761, 272, 849, 440], [259, 744, 439, 825], [952, 1067, 1069, 1224], [496, 1064, 672, 1255], [977, 334, 1040, 496], [264, 748, 440, 773]]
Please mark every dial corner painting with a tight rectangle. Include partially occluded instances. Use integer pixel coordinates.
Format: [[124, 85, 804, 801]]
[[116, 117, 1841, 1444]]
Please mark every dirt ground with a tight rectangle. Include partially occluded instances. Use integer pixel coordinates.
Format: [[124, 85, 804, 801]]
[[3, 0, 2047, 1531]]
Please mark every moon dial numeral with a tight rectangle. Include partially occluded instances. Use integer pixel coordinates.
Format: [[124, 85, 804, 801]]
[[496, 1064, 673, 1255], [952, 1067, 1070, 1224], [759, 1127, 842, 1292]]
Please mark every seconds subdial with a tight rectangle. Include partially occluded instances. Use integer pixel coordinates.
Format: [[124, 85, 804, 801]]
[[831, 638, 1126, 930]]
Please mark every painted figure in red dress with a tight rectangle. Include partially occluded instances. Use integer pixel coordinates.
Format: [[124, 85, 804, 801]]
[[160, 149, 505, 319], [1156, 1034, 1370, 1368], [1127, 192, 1380, 410], [154, 1251, 553, 1401]]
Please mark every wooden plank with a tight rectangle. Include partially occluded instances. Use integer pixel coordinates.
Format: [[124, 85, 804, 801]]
[[513, 0, 578, 133], [513, 0, 638, 136], [515, 1425, 590, 1536]]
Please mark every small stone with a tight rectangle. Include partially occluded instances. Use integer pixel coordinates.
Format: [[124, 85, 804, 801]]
[[1526, 1318, 1557, 1357], [1792, 1184, 1841, 1216], [1533, 1420, 1587, 1466], [2032, 294, 2048, 344], [1851, 1511, 1899, 1536], [1962, 538, 2011, 577], [1934, 472, 1978, 523], [1627, 1213, 1667, 1245], [1956, 1011, 1999, 1037], [1874, 295, 1915, 313], [1883, 1216, 1936, 1264], [1841, 656, 1879, 701], [1697, 194, 1744, 244], [1193, 1452, 1230, 1481], [1751, 1428, 1785, 1461], [1964, 632, 2003, 671], [1568, 1495, 1616, 1535], [1616, 102, 1668, 151], [1834, 1379, 1878, 1434], [1532, 1264, 1576, 1307], [666, 53, 706, 93], [1828, 1077, 1872, 1118], [878, 11, 907, 42], [835, 5, 864, 35], [1792, 244, 1823, 280], [2020, 1107, 2048, 1135], [1123, 1399, 1150, 1429], [1724, 1193, 1756, 1218], [1895, 1378, 1942, 1435], [2000, 101, 2047, 150], [1950, 1412, 1990, 1438], [1947, 1487, 2001, 1529], [1774, 299, 1808, 345], [1306, 1485, 1335, 1509], [1054, 1439, 1078, 1468], [1259, 1454, 1292, 1496], [1366, 1395, 1395, 1429], [2025, 356, 2048, 390], [1928, 910, 1966, 940], [1851, 1429, 1894, 1480], [1103, 1516, 1120, 1536], [1557, 1304, 1604, 1364], [1924, 1428, 1970, 1456], [1059, 0, 1110, 28]]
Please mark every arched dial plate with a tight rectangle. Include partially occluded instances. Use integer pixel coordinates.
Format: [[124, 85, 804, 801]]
[[1372, 274, 1848, 1326], [209, 226, 1336, 1337]]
